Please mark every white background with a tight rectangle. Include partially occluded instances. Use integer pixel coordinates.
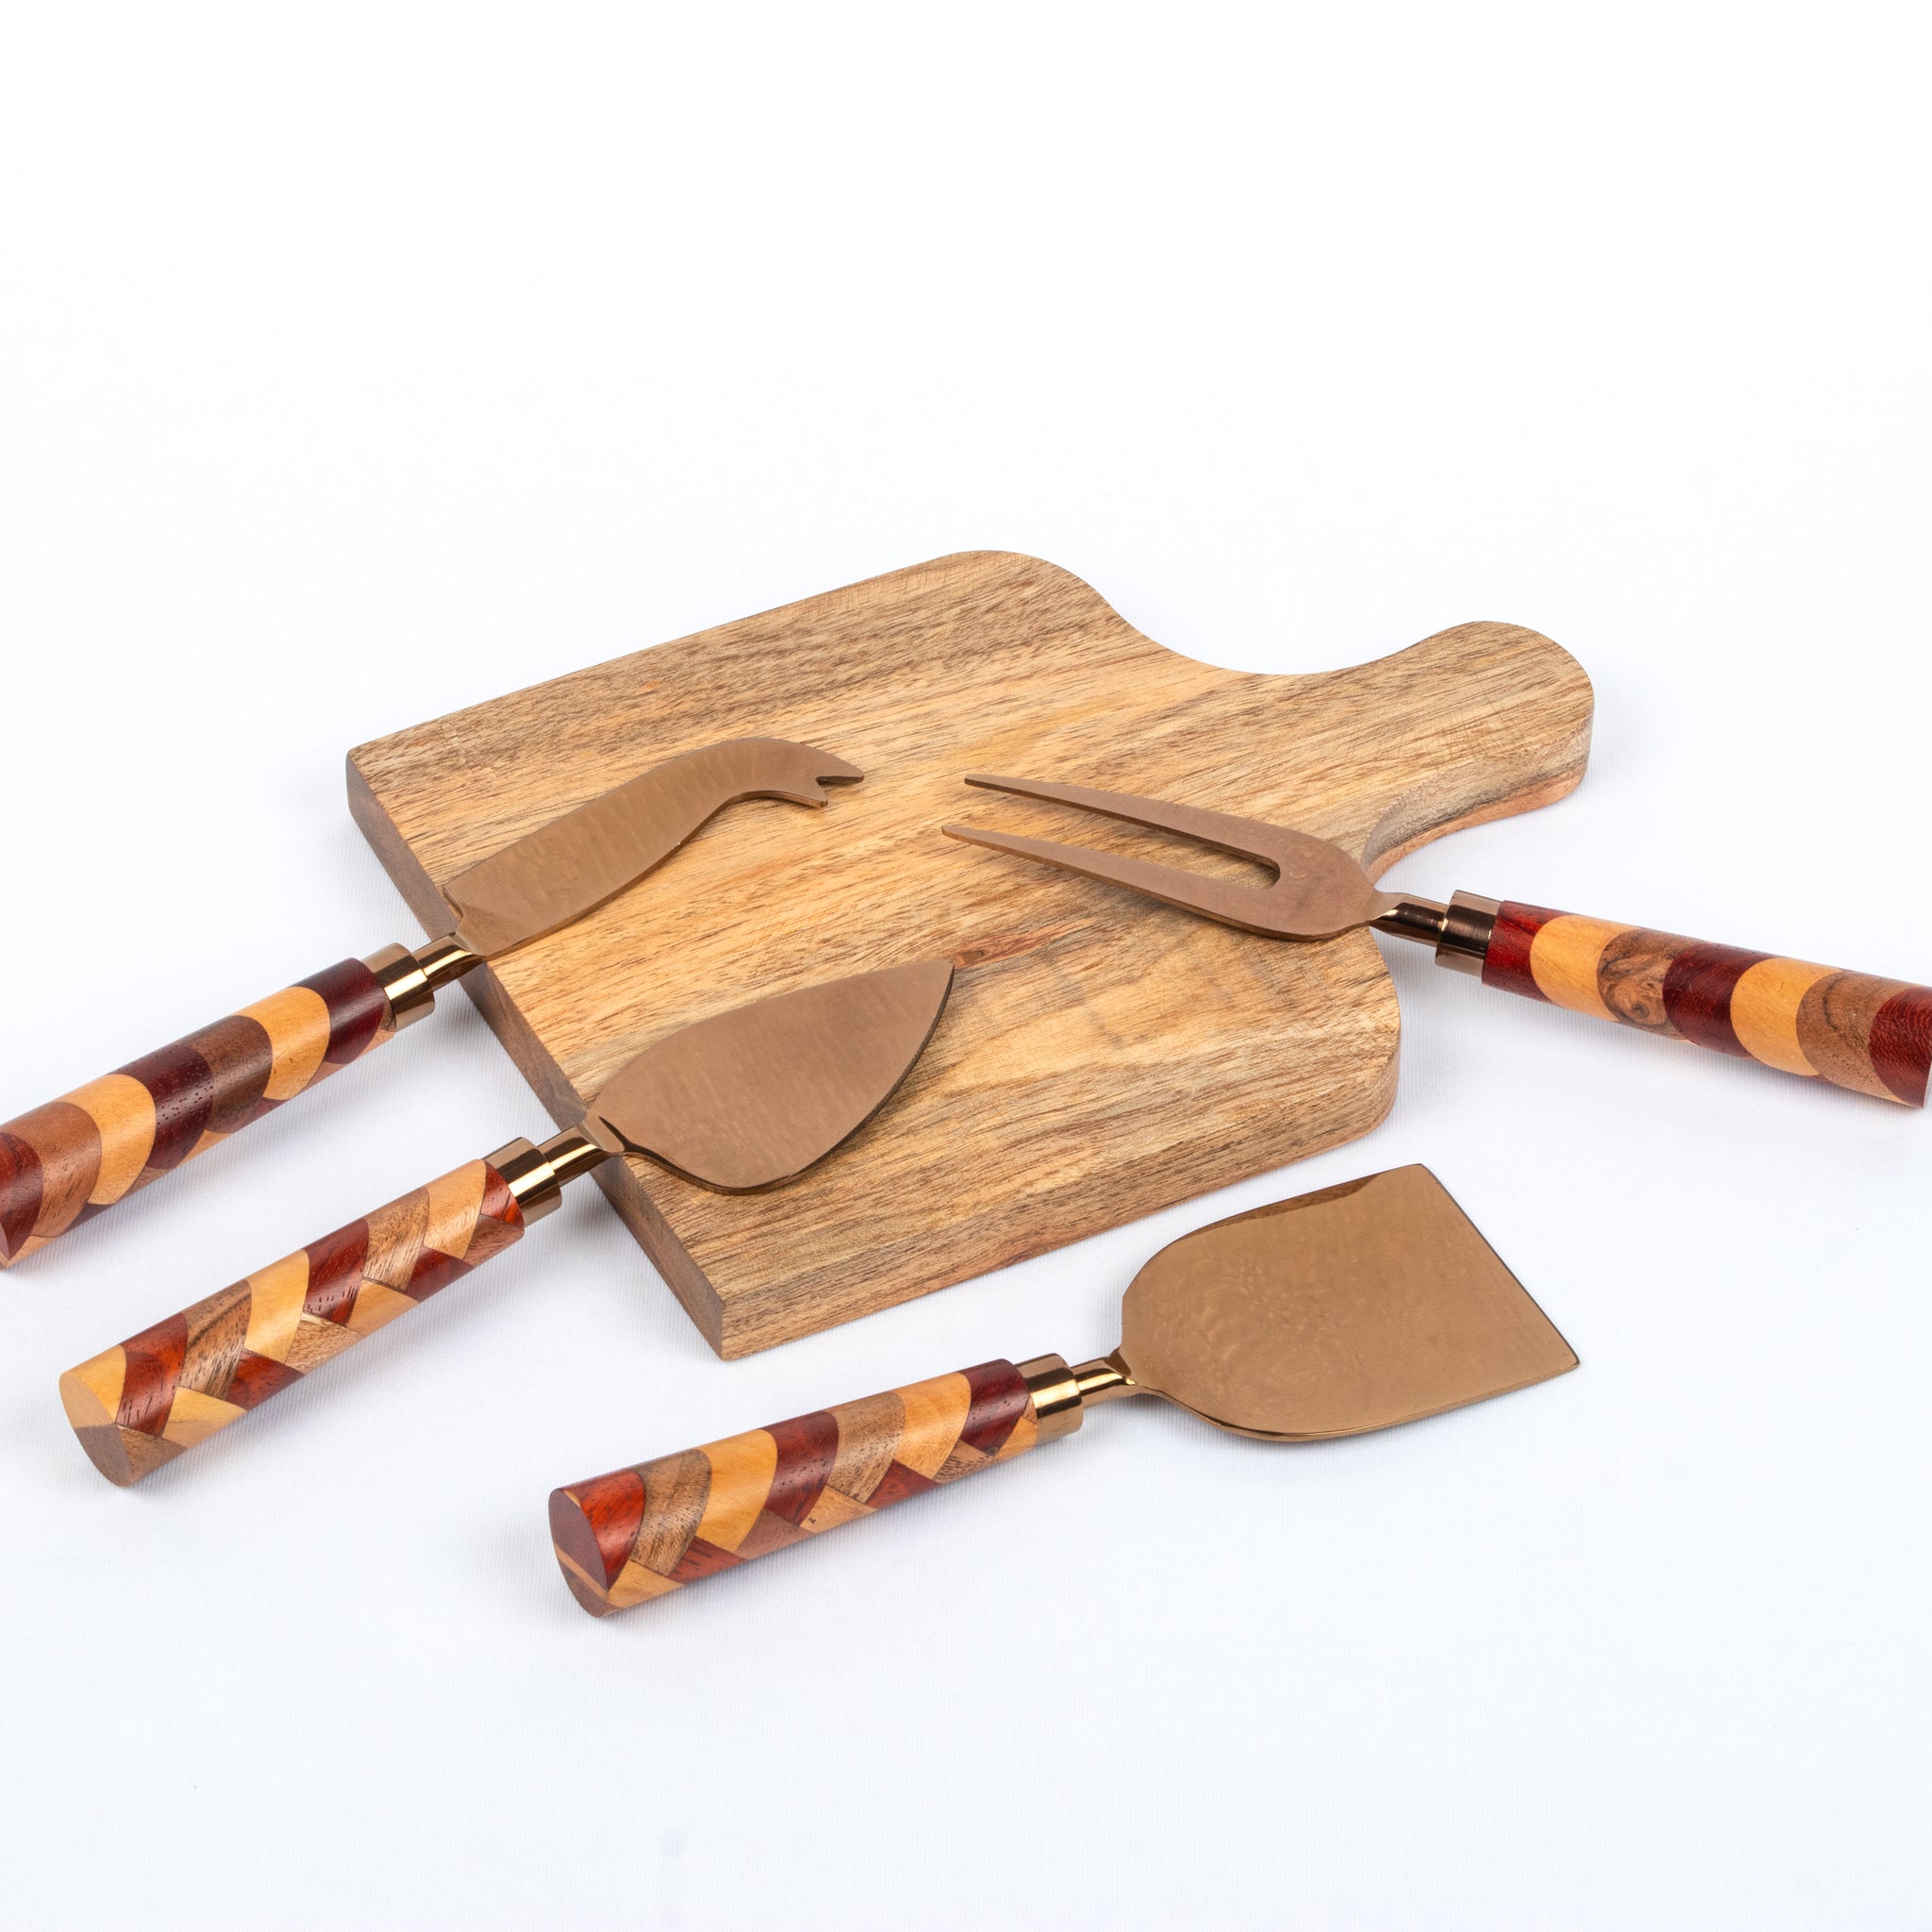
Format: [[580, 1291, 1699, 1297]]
[[2, 5, 1927, 1926]]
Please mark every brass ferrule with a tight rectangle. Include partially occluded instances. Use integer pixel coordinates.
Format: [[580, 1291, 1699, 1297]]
[[486, 1126, 610, 1224], [362, 934, 483, 1029], [1433, 890, 1502, 976], [1017, 1350, 1139, 1442], [1371, 896, 1451, 947]]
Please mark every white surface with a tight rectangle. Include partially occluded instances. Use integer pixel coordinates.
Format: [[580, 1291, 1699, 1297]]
[[2, 6, 1927, 1926]]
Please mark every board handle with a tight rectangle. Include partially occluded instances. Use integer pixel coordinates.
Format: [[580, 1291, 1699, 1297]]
[[58, 1147, 537, 1485], [549, 1357, 1065, 1616], [1452, 894, 1932, 1104], [0, 941, 474, 1268]]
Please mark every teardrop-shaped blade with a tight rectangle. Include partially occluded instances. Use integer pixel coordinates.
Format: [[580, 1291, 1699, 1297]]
[[586, 958, 955, 1191], [1117, 1166, 1575, 1440]]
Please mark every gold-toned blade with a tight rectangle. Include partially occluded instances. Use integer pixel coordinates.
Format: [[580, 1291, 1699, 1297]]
[[443, 737, 863, 958], [586, 958, 955, 1192], [943, 774, 1389, 940], [1116, 1165, 1576, 1440]]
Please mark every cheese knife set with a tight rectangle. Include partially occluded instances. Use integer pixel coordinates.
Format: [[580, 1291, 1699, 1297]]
[[9, 555, 1928, 1618]]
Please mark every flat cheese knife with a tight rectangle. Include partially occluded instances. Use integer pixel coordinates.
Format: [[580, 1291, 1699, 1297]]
[[549, 1164, 1576, 1615], [0, 737, 859, 1266], [944, 774, 1932, 1106], [60, 958, 954, 1486]]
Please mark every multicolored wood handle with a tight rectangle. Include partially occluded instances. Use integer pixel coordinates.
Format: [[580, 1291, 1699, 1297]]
[[549, 1359, 1042, 1616], [1479, 901, 1932, 1104], [59, 1156, 525, 1485], [0, 953, 420, 1268]]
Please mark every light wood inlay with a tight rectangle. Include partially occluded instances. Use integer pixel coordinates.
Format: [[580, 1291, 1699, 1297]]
[[696, 1432, 779, 1550], [550, 1358, 1043, 1615], [3, 960, 397, 1267], [241, 986, 335, 1102], [893, 1372, 974, 1478], [58, 1346, 125, 1430], [69, 1075, 156, 1205], [59, 1158, 525, 1485], [1527, 916, 1622, 1019], [159, 1388, 246, 1447], [349, 551, 1593, 1355], [1730, 957, 1830, 1075], [343, 1283, 419, 1336], [1483, 903, 1932, 1104], [243, 1253, 311, 1361]]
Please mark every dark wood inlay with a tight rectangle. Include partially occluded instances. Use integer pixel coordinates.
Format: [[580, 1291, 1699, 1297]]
[[226, 1350, 305, 1409], [866, 1459, 939, 1509], [556, 1470, 648, 1586], [119, 1041, 216, 1174], [669, 1536, 743, 1582], [0, 1130, 42, 1261], [186, 1013, 277, 1135], [303, 1222, 370, 1324], [958, 1359, 1029, 1457], [117, 1313, 189, 1436], [1481, 901, 1560, 1001], [301, 958, 391, 1068], [1869, 985, 1932, 1108], [1660, 943, 1772, 1058], [762, 1410, 841, 1526]]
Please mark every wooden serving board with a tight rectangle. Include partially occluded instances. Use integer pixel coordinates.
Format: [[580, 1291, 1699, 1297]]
[[347, 552, 1591, 1357]]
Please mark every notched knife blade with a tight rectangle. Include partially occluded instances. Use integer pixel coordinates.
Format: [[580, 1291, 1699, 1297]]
[[442, 736, 864, 958]]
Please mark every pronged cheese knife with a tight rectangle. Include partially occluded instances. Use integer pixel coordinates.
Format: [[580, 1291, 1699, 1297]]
[[944, 774, 1932, 1106], [0, 737, 860, 1265], [548, 1164, 1576, 1614], [61, 958, 954, 1486]]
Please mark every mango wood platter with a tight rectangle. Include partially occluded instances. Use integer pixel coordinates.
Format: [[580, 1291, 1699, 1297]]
[[347, 551, 1591, 1357]]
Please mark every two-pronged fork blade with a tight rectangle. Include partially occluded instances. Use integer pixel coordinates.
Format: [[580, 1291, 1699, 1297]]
[[941, 773, 1932, 1106], [941, 773, 1496, 964]]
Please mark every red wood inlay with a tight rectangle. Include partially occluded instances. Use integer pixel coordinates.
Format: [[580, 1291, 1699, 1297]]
[[119, 1041, 217, 1174], [0, 1131, 42, 1262], [866, 1459, 939, 1509], [1870, 986, 1932, 1108], [558, 1469, 648, 1585], [302, 959, 390, 1067], [406, 1248, 472, 1302], [478, 1165, 518, 1224], [1660, 943, 1773, 1058], [188, 1013, 277, 1135], [225, 1350, 305, 1409], [303, 1222, 370, 1324], [669, 1536, 744, 1582], [958, 1359, 1029, 1457], [1481, 901, 1561, 1001], [117, 1313, 189, 1436], [763, 1410, 841, 1525]]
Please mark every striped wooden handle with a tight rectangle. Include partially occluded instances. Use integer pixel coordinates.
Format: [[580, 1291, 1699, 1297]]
[[59, 1157, 525, 1485], [1482, 902, 1932, 1104], [0, 958, 402, 1267], [550, 1359, 1041, 1616]]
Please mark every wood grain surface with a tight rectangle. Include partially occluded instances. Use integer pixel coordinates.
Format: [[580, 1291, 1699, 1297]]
[[549, 1359, 1041, 1615], [59, 1158, 525, 1484], [1, 958, 396, 1268], [1483, 901, 1932, 1104], [347, 551, 1591, 1356]]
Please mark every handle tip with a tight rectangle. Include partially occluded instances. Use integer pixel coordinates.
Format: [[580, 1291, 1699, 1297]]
[[548, 1486, 623, 1619], [58, 1362, 150, 1488]]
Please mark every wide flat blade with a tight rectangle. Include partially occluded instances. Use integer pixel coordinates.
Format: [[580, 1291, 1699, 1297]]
[[587, 958, 955, 1192], [1118, 1165, 1576, 1440], [442, 737, 863, 958]]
